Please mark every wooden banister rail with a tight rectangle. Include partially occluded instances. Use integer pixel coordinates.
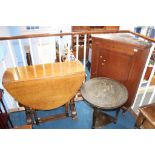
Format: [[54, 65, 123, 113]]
[[0, 29, 154, 43], [0, 30, 129, 40], [129, 30, 155, 43]]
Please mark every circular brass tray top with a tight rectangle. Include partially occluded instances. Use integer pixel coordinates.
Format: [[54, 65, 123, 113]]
[[81, 77, 128, 109]]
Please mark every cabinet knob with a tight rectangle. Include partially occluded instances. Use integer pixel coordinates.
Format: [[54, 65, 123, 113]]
[[101, 63, 105, 66], [134, 49, 138, 52], [100, 56, 102, 58], [103, 59, 106, 62]]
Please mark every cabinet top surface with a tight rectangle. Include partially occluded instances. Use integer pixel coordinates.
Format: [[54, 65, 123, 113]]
[[92, 33, 152, 47]]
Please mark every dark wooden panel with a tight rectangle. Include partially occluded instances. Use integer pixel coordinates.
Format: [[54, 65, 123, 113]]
[[96, 47, 132, 83], [0, 89, 14, 129], [124, 48, 150, 109]]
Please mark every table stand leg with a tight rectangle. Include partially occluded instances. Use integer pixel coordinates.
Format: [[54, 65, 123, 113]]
[[114, 108, 120, 123], [92, 107, 121, 129], [92, 107, 97, 129]]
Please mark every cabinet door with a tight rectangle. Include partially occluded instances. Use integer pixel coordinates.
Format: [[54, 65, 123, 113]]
[[97, 47, 133, 83]]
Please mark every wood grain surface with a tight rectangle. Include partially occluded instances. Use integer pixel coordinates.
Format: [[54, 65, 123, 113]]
[[3, 61, 85, 110]]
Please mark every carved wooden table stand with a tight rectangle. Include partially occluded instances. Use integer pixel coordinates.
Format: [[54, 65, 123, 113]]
[[81, 77, 128, 129]]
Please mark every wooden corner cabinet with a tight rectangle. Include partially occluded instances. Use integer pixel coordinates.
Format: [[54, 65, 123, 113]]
[[90, 33, 152, 110]]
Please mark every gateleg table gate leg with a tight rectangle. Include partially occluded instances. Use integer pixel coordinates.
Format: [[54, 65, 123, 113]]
[[25, 107, 33, 125], [33, 110, 40, 125], [65, 103, 69, 117], [70, 98, 77, 119]]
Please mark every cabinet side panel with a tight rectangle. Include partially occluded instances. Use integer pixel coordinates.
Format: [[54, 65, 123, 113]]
[[124, 48, 150, 109]]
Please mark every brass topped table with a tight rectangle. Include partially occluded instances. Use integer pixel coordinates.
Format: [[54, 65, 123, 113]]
[[80, 77, 128, 128]]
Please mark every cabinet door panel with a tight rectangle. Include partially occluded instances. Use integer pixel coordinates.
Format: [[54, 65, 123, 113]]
[[97, 48, 132, 83]]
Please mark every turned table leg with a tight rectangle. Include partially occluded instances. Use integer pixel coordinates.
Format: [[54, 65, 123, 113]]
[[33, 110, 40, 125], [25, 107, 33, 125], [65, 103, 69, 117], [70, 98, 77, 119]]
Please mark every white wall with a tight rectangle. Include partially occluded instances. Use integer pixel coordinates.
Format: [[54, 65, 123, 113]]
[[119, 26, 135, 31], [8, 26, 72, 65], [19, 26, 71, 34], [0, 26, 10, 36], [0, 26, 19, 109], [0, 27, 11, 90]]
